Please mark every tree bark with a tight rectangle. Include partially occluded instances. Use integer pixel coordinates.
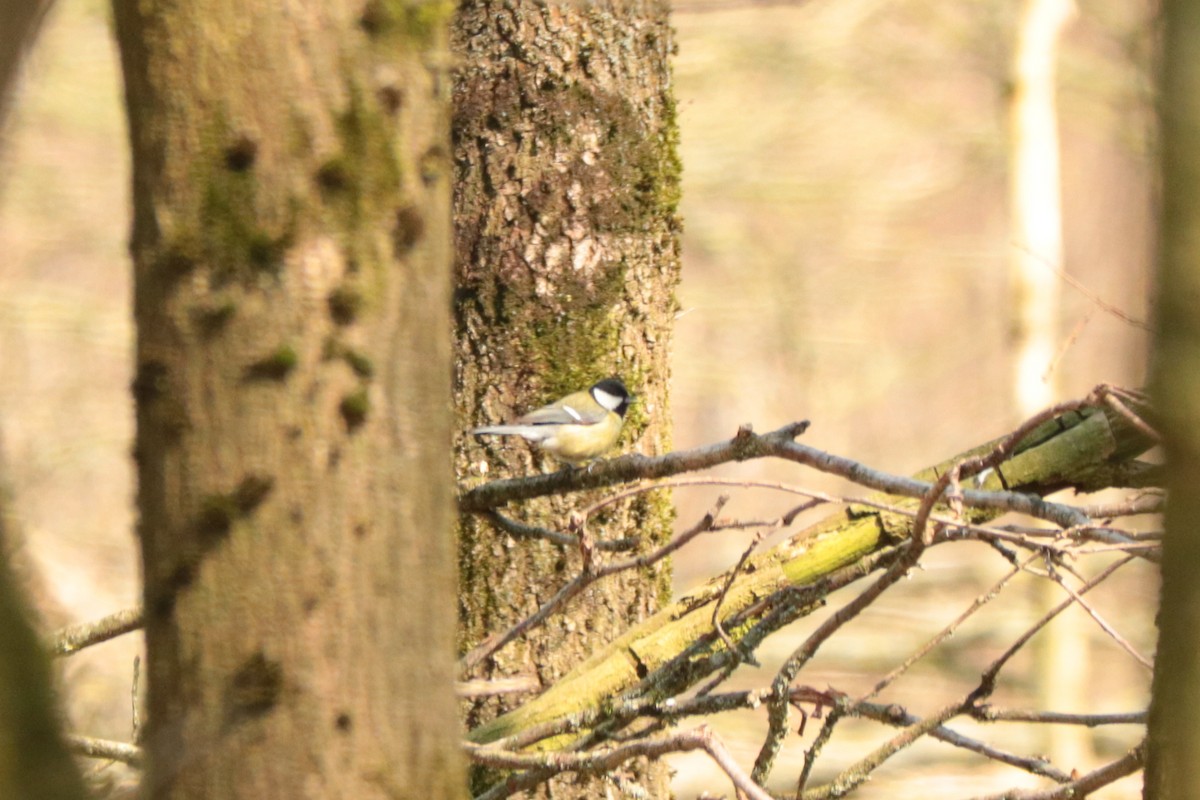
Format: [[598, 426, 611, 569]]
[[451, 0, 681, 795], [1145, 1, 1200, 797], [111, 2, 464, 797]]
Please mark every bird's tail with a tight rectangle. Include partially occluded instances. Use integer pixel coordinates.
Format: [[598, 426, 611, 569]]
[[469, 424, 542, 439]]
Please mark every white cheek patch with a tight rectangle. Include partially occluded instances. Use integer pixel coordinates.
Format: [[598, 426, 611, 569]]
[[563, 404, 583, 421], [592, 387, 622, 411]]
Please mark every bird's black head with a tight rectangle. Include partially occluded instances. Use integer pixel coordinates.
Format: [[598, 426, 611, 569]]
[[590, 378, 632, 417]]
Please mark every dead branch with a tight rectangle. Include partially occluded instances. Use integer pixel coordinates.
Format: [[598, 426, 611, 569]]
[[49, 606, 143, 656]]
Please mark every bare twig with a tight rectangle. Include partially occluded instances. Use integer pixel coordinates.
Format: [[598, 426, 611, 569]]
[[804, 700, 970, 800], [1098, 385, 1159, 443], [131, 655, 141, 743], [970, 556, 1136, 704], [459, 418, 1098, 529], [1011, 243, 1151, 331], [972, 706, 1147, 726], [1078, 491, 1164, 518], [1044, 566, 1153, 670], [712, 530, 768, 668], [798, 705, 844, 794], [858, 554, 1036, 704], [66, 734, 143, 766], [467, 725, 773, 800], [1043, 308, 1095, 384], [968, 742, 1145, 800], [853, 701, 1071, 782], [461, 497, 729, 672], [751, 463, 955, 784], [50, 606, 143, 656]]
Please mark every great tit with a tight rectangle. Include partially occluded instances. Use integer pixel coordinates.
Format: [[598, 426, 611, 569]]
[[470, 378, 632, 466]]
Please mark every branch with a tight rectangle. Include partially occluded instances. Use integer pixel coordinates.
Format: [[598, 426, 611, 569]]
[[65, 734, 143, 766], [753, 462, 957, 784], [1044, 565, 1153, 670], [466, 725, 772, 800], [460, 420, 1092, 529], [858, 554, 1035, 703], [852, 701, 1071, 782], [460, 497, 728, 672], [803, 700, 970, 800], [968, 742, 1145, 800], [970, 556, 1137, 704], [459, 421, 810, 512], [49, 606, 143, 656], [467, 397, 1156, 747], [751, 520, 931, 783], [972, 706, 1147, 727]]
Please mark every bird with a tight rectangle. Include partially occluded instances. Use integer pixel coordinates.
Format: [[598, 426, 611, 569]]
[[469, 378, 633, 466]]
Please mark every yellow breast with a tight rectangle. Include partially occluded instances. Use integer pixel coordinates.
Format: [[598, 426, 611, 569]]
[[542, 413, 623, 465]]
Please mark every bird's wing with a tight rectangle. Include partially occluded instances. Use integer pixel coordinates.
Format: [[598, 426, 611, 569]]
[[516, 395, 607, 426]]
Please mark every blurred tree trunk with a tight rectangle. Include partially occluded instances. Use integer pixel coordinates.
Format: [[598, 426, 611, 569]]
[[111, 2, 464, 798], [0, 0, 54, 130], [1008, 0, 1089, 772], [1009, 0, 1071, 415], [452, 0, 682, 794], [0, 10, 88, 798], [1145, 1, 1200, 797], [0, 454, 88, 800]]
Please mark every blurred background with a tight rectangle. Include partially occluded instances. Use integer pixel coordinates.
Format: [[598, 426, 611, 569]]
[[0, 0, 1156, 796]]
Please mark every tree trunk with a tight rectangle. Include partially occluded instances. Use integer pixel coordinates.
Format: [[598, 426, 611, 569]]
[[0, 454, 88, 800], [1008, 0, 1089, 773], [452, 0, 681, 795], [111, 2, 464, 798], [0, 0, 55, 130], [1145, 1, 1200, 796], [0, 9, 88, 798]]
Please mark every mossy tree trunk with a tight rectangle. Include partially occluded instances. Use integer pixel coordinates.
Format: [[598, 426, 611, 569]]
[[451, 0, 682, 795], [1145, 1, 1200, 797], [111, 2, 464, 798]]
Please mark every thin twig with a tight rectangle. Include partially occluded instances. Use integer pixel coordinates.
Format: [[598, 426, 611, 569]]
[[580, 475, 820, 517], [712, 530, 768, 668], [968, 742, 1145, 800], [1099, 386, 1160, 443], [857, 553, 1036, 704], [1043, 308, 1095, 384], [970, 556, 1136, 704], [1010, 243, 1150, 330], [467, 725, 773, 800], [1044, 566, 1153, 670], [972, 706, 1146, 726], [50, 606, 143, 656], [852, 701, 1071, 783], [803, 700, 970, 800], [751, 465, 952, 784], [131, 655, 141, 743], [66, 734, 143, 766], [460, 497, 728, 672], [798, 705, 844, 794]]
